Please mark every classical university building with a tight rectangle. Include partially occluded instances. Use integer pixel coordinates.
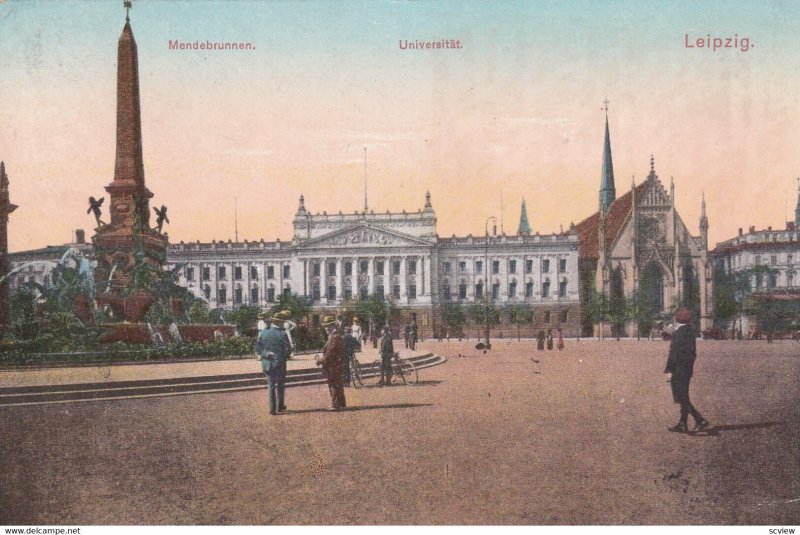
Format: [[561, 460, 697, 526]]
[[165, 192, 582, 337]]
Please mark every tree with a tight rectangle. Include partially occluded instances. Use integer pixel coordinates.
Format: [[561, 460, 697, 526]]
[[626, 290, 658, 340], [504, 303, 532, 340], [440, 302, 467, 339], [608, 291, 627, 340], [270, 292, 312, 323], [340, 294, 400, 334], [582, 289, 609, 339], [225, 305, 260, 335]]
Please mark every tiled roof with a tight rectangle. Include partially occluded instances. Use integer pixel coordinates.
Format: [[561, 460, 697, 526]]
[[574, 183, 647, 259]]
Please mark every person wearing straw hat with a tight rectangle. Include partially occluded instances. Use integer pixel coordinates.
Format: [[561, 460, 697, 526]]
[[256, 310, 292, 415], [321, 315, 347, 410], [665, 307, 711, 433]]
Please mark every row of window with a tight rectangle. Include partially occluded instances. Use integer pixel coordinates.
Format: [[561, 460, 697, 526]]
[[312, 259, 418, 278], [310, 284, 419, 302], [183, 256, 571, 283], [442, 258, 568, 276], [204, 285, 291, 305], [187, 264, 292, 282], [443, 280, 568, 300], [753, 254, 795, 267]]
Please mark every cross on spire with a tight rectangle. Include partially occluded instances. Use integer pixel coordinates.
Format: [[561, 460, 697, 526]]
[[650, 154, 655, 172], [124, 0, 131, 22], [602, 97, 609, 115]]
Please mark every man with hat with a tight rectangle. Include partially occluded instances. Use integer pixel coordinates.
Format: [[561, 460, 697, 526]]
[[256, 310, 292, 415], [664, 307, 711, 433], [321, 315, 347, 410], [378, 326, 394, 386]]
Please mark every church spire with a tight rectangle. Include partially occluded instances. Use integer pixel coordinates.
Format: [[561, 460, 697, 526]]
[[599, 98, 616, 212], [794, 177, 800, 228], [517, 198, 532, 235], [700, 192, 709, 250]]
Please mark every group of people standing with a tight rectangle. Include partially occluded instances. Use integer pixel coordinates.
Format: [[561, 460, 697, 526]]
[[256, 313, 400, 415], [536, 328, 564, 351]]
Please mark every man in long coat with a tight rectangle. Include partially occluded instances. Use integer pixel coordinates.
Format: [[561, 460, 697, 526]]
[[379, 326, 394, 386], [664, 307, 711, 433], [255, 310, 292, 415], [342, 326, 361, 386], [322, 316, 347, 410]]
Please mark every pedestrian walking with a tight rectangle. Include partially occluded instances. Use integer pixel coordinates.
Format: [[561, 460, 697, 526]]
[[546, 329, 554, 350], [321, 316, 347, 410], [664, 307, 710, 433], [378, 327, 394, 386], [409, 321, 418, 351], [557, 327, 564, 351], [537, 330, 545, 350], [342, 326, 361, 385], [255, 310, 292, 415]]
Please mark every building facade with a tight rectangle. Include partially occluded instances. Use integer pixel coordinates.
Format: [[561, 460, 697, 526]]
[[575, 110, 713, 336], [712, 191, 800, 335], [165, 192, 582, 337]]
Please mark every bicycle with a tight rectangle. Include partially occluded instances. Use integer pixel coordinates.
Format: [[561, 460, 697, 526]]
[[371, 352, 418, 386], [348, 353, 364, 388]]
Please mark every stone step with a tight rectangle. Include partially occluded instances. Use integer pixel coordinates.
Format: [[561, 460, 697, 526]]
[[0, 354, 446, 406]]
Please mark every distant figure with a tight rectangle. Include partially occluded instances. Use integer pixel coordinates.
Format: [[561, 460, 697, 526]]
[[409, 321, 418, 351], [256, 312, 269, 333], [342, 326, 361, 385], [378, 327, 394, 386], [404, 323, 411, 349], [256, 314, 292, 415], [321, 316, 346, 410], [537, 330, 545, 351], [213, 329, 224, 341], [557, 327, 564, 351], [351, 317, 362, 341], [664, 307, 710, 433], [766, 329, 774, 344], [546, 329, 554, 350]]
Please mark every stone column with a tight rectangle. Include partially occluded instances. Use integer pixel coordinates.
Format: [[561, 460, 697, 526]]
[[400, 256, 408, 304], [368, 257, 375, 296], [352, 258, 359, 298], [336, 258, 342, 301]]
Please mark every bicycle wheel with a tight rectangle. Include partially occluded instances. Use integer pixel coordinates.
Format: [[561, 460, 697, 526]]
[[400, 359, 418, 385], [351, 358, 363, 387]]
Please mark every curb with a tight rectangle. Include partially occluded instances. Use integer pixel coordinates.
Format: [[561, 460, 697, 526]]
[[0, 353, 446, 407]]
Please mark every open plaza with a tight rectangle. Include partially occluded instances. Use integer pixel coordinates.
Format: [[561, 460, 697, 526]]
[[1, 339, 797, 525]]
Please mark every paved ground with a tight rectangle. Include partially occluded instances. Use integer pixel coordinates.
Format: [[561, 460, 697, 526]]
[[0, 339, 798, 525]]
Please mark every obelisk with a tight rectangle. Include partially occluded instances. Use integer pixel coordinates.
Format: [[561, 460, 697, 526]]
[[93, 2, 167, 314]]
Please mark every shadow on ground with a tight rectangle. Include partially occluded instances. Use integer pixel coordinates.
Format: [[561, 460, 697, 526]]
[[277, 403, 435, 415]]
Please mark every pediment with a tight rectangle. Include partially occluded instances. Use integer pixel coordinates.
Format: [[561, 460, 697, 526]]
[[296, 224, 432, 250]]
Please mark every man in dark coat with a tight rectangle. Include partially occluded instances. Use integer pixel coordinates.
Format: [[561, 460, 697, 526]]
[[342, 326, 361, 385], [255, 310, 292, 415], [409, 321, 418, 350], [664, 307, 711, 433], [537, 330, 545, 350], [322, 316, 347, 410], [379, 327, 394, 386]]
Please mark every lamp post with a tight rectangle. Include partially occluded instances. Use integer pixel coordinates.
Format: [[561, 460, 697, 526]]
[[484, 216, 497, 350]]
